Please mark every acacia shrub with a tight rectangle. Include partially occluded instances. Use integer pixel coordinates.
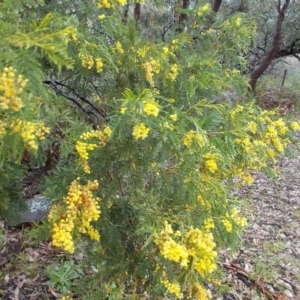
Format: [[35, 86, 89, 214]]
[[45, 2, 299, 299]]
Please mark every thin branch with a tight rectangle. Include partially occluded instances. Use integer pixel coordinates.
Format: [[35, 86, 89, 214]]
[[118, 176, 125, 196], [45, 80, 106, 119], [161, 20, 175, 42], [43, 80, 104, 126], [292, 53, 300, 61], [89, 80, 105, 101], [257, 46, 267, 53]]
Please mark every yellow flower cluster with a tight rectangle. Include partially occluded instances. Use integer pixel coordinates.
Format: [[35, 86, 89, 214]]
[[221, 219, 232, 233], [231, 69, 240, 75], [143, 58, 160, 87], [154, 222, 217, 277], [163, 121, 174, 131], [60, 297, 73, 300], [170, 39, 178, 50], [231, 207, 247, 227], [114, 41, 124, 54], [75, 126, 112, 173], [182, 130, 204, 148], [291, 121, 300, 131], [185, 228, 217, 276], [159, 237, 189, 266], [136, 46, 148, 58], [116, 0, 127, 4], [98, 0, 111, 8], [235, 16, 242, 27], [132, 122, 150, 140], [75, 141, 98, 173], [207, 276, 221, 286], [10, 119, 49, 150], [70, 28, 78, 42], [96, 58, 104, 73], [266, 148, 276, 161], [80, 126, 112, 146], [197, 195, 211, 211], [197, 3, 210, 16], [98, 0, 126, 7], [230, 104, 243, 118], [167, 63, 178, 81], [160, 272, 183, 298], [0, 67, 49, 151], [274, 118, 289, 135], [240, 171, 254, 185], [35, 123, 50, 140], [222, 207, 247, 233], [247, 121, 257, 134], [230, 107, 300, 177], [264, 124, 285, 151], [170, 114, 177, 121], [234, 137, 251, 152], [189, 282, 212, 300], [81, 55, 94, 69], [79, 51, 105, 72], [162, 46, 169, 56], [48, 179, 100, 253], [154, 221, 187, 263], [143, 99, 160, 117], [203, 153, 218, 174], [234, 137, 267, 171], [0, 121, 6, 138], [0, 67, 28, 111], [223, 20, 231, 27], [203, 218, 215, 231]]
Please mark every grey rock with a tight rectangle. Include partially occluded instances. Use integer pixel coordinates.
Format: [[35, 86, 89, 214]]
[[8, 195, 51, 226]]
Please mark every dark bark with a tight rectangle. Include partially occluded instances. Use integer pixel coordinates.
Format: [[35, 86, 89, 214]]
[[249, 0, 290, 91], [249, 36, 300, 73], [134, 3, 141, 21], [162, 21, 174, 42], [212, 0, 222, 13], [43, 80, 107, 128], [177, 0, 189, 33], [276, 38, 300, 60], [122, 4, 129, 23], [204, 0, 222, 28]]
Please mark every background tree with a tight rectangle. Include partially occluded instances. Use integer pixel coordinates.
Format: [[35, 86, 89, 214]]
[[220, 0, 299, 90], [163, 0, 299, 90], [249, 0, 291, 90]]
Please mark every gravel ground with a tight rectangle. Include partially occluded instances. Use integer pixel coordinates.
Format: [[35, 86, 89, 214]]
[[221, 142, 300, 300]]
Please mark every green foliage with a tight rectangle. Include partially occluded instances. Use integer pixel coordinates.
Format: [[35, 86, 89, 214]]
[[7, 13, 75, 70], [0, 1, 300, 299], [0, 162, 27, 222], [46, 260, 84, 295]]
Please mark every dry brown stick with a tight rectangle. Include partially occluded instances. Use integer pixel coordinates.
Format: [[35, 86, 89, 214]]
[[223, 262, 286, 300]]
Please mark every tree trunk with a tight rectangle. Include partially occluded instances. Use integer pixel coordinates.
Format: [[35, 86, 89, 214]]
[[177, 0, 189, 33], [211, 0, 222, 12], [134, 3, 141, 21], [249, 0, 290, 91], [204, 0, 222, 27]]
